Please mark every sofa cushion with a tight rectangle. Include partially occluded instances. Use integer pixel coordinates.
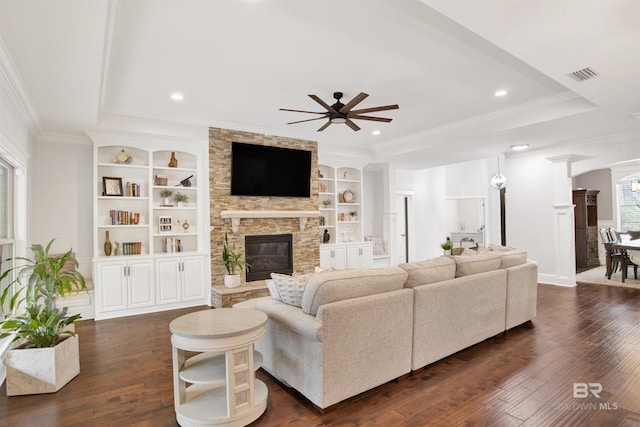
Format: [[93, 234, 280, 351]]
[[270, 273, 312, 307], [487, 244, 518, 252], [399, 256, 456, 288], [452, 252, 502, 277], [265, 279, 282, 302], [301, 267, 408, 316], [498, 249, 527, 268]]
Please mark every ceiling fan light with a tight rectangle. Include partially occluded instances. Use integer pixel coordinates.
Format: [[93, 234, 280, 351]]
[[330, 117, 347, 124]]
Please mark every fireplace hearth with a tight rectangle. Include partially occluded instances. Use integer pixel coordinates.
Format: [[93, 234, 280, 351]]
[[245, 234, 293, 281]]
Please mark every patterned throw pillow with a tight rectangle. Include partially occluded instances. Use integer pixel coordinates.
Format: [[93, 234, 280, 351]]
[[270, 273, 312, 307], [265, 279, 282, 302]]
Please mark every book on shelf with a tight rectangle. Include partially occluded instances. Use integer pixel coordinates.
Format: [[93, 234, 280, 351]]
[[155, 174, 169, 186], [162, 237, 182, 253], [110, 210, 141, 225], [125, 182, 141, 197], [121, 241, 142, 255]]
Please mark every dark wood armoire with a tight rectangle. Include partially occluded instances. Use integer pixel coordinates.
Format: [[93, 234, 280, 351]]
[[573, 189, 600, 268]]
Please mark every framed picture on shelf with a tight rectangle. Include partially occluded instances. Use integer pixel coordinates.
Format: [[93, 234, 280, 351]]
[[159, 216, 172, 233], [102, 177, 123, 196]]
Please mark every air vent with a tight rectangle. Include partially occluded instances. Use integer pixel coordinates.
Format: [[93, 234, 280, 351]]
[[568, 67, 600, 82]]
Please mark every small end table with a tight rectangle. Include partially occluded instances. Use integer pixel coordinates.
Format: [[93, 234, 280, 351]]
[[169, 308, 268, 426]]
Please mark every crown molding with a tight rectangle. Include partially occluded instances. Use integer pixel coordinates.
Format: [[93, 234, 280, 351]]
[[374, 91, 590, 155], [98, 0, 119, 110], [0, 39, 42, 138], [36, 132, 92, 146]]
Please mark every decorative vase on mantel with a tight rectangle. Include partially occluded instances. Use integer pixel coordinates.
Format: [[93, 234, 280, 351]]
[[104, 231, 112, 256]]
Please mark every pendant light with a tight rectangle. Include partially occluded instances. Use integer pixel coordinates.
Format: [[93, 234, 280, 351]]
[[490, 157, 506, 190]]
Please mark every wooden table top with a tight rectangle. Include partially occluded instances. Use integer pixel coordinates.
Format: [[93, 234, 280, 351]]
[[169, 308, 267, 339]]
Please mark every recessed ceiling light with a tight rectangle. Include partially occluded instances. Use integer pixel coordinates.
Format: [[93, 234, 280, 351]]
[[170, 93, 184, 101], [372, 130, 381, 136], [494, 89, 508, 97], [511, 144, 529, 151]]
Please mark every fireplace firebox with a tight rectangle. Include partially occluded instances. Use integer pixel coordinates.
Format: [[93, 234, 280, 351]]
[[245, 234, 293, 281]]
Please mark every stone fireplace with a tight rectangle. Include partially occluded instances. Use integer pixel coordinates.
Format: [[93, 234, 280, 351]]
[[209, 127, 320, 292], [245, 234, 293, 281]]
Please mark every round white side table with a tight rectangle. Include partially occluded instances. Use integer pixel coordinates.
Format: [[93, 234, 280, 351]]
[[169, 308, 268, 426]]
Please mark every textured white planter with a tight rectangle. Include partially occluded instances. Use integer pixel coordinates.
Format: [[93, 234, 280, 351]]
[[224, 274, 241, 288], [4, 333, 80, 396]]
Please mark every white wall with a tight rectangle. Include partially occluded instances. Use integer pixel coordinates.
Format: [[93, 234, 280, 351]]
[[31, 139, 93, 278], [573, 168, 613, 221]]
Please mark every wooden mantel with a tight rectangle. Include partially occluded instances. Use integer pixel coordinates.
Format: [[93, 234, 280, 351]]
[[220, 210, 320, 233]]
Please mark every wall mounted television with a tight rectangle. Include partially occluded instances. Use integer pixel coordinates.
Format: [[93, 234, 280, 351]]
[[230, 142, 312, 198]]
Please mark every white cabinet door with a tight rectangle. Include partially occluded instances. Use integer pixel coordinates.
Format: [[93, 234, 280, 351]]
[[320, 245, 347, 269], [182, 256, 204, 301], [96, 261, 127, 312], [128, 259, 155, 308], [347, 244, 373, 269], [156, 258, 181, 305]]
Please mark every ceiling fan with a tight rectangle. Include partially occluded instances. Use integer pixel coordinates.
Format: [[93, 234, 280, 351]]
[[280, 91, 399, 131]]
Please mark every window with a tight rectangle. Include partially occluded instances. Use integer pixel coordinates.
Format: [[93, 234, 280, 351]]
[[0, 157, 14, 315], [617, 173, 640, 232]]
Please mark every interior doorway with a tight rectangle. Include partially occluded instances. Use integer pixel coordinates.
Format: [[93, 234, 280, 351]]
[[395, 192, 413, 264]]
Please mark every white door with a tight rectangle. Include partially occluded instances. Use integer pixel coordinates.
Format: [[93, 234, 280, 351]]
[[182, 256, 204, 301], [395, 193, 413, 264], [156, 257, 181, 304], [128, 259, 155, 308]]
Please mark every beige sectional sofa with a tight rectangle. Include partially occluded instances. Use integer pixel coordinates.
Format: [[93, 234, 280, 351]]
[[235, 246, 537, 410]]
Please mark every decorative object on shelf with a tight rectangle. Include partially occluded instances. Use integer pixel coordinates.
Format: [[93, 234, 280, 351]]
[[349, 211, 358, 221], [179, 175, 193, 187], [168, 152, 178, 168], [319, 216, 325, 226], [319, 182, 326, 192], [102, 177, 123, 196], [323, 229, 331, 243], [114, 149, 132, 164], [322, 199, 331, 208], [174, 192, 188, 207], [114, 242, 119, 256], [0, 240, 86, 396], [441, 238, 454, 256], [338, 213, 345, 222], [342, 190, 355, 203], [222, 232, 250, 288], [318, 169, 323, 178], [343, 171, 348, 179], [160, 189, 173, 206], [104, 230, 112, 256], [159, 216, 172, 233], [182, 219, 190, 232], [155, 174, 169, 186]]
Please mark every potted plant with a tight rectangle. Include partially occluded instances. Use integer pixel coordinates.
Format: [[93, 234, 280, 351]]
[[441, 239, 454, 256], [174, 192, 188, 207], [0, 240, 87, 395], [349, 211, 358, 221], [160, 189, 173, 206], [322, 199, 331, 208], [222, 233, 250, 288]]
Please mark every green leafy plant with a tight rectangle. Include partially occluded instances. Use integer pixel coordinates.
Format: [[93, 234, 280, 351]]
[[0, 240, 86, 348], [159, 189, 173, 198], [349, 211, 358, 218], [222, 233, 250, 275], [322, 199, 331, 208], [440, 240, 454, 251], [173, 192, 188, 203]]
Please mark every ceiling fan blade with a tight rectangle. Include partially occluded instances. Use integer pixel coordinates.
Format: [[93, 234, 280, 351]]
[[349, 104, 399, 115], [349, 114, 393, 123], [339, 92, 369, 113], [286, 117, 328, 125], [345, 119, 361, 131], [309, 95, 337, 113], [317, 121, 332, 131], [279, 108, 326, 114]]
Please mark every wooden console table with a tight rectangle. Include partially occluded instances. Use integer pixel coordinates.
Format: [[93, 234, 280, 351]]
[[169, 308, 268, 426]]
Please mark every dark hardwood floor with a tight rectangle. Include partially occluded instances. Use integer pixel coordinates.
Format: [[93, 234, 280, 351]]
[[1, 283, 639, 426]]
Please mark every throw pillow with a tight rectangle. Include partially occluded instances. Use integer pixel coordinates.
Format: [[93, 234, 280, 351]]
[[270, 272, 312, 307], [265, 279, 282, 302]]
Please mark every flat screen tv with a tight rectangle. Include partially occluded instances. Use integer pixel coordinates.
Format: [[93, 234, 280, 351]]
[[231, 142, 312, 198]]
